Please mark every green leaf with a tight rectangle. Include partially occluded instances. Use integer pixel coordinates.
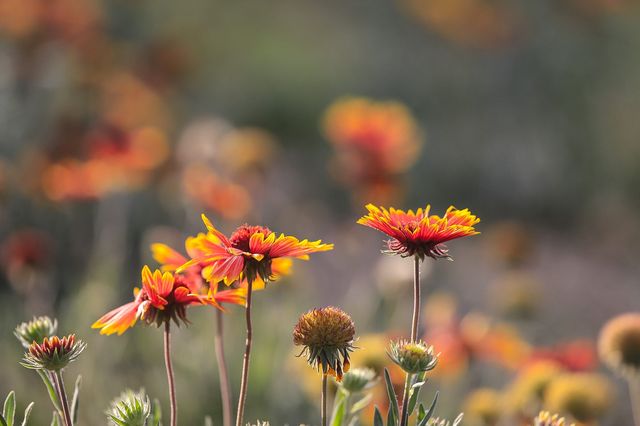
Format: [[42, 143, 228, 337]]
[[3, 391, 15, 426], [21, 402, 34, 426], [0, 414, 7, 426], [50, 412, 61, 426], [70, 375, 82, 424], [417, 404, 426, 422], [151, 398, 162, 426], [383, 369, 398, 426], [37, 370, 62, 413], [407, 380, 426, 417], [373, 407, 384, 426], [330, 396, 346, 426], [417, 392, 438, 426], [349, 393, 372, 415]]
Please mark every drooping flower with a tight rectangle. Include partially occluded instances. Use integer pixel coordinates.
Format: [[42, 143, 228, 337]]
[[106, 388, 151, 426], [21, 335, 86, 371], [388, 339, 438, 374], [14, 316, 58, 348], [293, 307, 356, 381], [357, 204, 479, 259], [92, 265, 223, 335], [598, 312, 640, 379], [179, 214, 333, 285]]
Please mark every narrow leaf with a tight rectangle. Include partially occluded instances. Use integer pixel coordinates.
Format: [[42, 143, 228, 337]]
[[383, 369, 398, 426], [3, 391, 15, 426], [21, 402, 34, 426], [151, 398, 162, 426], [70, 375, 82, 424], [330, 396, 346, 426], [407, 380, 425, 416], [373, 407, 384, 426], [0, 414, 7, 426], [37, 371, 62, 413], [417, 392, 438, 426], [50, 412, 61, 426], [349, 393, 372, 415], [417, 404, 426, 422]]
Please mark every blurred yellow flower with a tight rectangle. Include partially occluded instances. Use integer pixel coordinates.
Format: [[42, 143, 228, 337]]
[[463, 388, 502, 426], [544, 373, 613, 423], [599, 312, 640, 379]]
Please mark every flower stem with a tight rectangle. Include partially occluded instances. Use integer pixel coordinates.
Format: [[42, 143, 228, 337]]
[[321, 374, 328, 426], [215, 309, 232, 426], [164, 321, 177, 426], [399, 373, 412, 426], [411, 255, 421, 342], [235, 278, 254, 426], [53, 370, 73, 426], [629, 379, 640, 426]]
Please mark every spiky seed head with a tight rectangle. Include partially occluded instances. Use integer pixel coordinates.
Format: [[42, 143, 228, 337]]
[[14, 316, 58, 348], [340, 367, 377, 393], [534, 411, 575, 426], [20, 335, 86, 371], [293, 306, 356, 381], [107, 389, 151, 426], [388, 339, 438, 374], [598, 313, 640, 379]]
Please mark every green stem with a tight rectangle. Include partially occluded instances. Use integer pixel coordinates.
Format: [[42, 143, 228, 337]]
[[235, 279, 254, 426], [164, 321, 177, 426], [399, 374, 412, 426], [215, 309, 232, 426], [53, 370, 73, 426], [322, 374, 328, 426], [411, 256, 420, 342]]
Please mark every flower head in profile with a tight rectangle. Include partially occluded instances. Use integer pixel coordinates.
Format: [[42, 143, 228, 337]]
[[358, 204, 479, 260], [340, 367, 377, 393], [107, 388, 151, 426], [92, 265, 222, 335], [179, 214, 333, 285], [21, 335, 86, 371], [388, 339, 438, 374], [598, 312, 640, 379], [293, 306, 356, 381], [534, 411, 574, 426], [14, 316, 58, 348]]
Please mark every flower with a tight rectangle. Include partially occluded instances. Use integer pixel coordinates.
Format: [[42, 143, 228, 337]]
[[544, 373, 613, 423], [179, 214, 333, 285], [357, 204, 479, 259], [21, 335, 86, 371], [107, 389, 151, 426], [598, 312, 640, 379], [92, 265, 223, 335], [533, 411, 574, 426], [388, 339, 438, 374], [293, 307, 356, 381], [14, 316, 58, 348], [463, 388, 502, 426], [340, 367, 377, 393], [506, 361, 565, 416]]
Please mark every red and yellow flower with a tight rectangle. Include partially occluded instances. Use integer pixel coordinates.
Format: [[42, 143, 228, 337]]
[[179, 214, 333, 285], [93, 265, 225, 335], [357, 203, 480, 259]]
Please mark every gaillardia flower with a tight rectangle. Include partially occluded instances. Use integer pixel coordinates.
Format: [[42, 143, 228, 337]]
[[388, 339, 438, 374], [544, 373, 613, 423], [180, 214, 333, 285], [293, 307, 356, 381], [107, 388, 151, 426], [21, 335, 86, 371], [534, 411, 574, 426], [14, 316, 58, 348], [340, 367, 377, 393], [598, 312, 640, 379], [357, 204, 479, 259], [93, 265, 223, 335]]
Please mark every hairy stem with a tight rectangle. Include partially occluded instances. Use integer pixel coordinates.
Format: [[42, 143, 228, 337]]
[[235, 279, 254, 426], [411, 255, 421, 342], [215, 309, 232, 426], [53, 370, 73, 426], [630, 379, 640, 426], [164, 321, 177, 426], [321, 374, 328, 426]]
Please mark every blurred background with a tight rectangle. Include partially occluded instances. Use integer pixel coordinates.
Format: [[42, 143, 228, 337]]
[[1, 0, 639, 424]]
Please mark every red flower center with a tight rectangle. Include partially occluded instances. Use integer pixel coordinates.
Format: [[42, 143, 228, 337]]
[[229, 224, 272, 252]]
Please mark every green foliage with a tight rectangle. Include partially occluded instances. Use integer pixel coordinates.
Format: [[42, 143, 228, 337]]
[[0, 392, 34, 426], [330, 368, 377, 426], [107, 389, 152, 426]]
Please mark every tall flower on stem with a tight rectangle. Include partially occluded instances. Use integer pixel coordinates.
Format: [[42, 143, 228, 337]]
[[179, 214, 333, 426], [358, 203, 479, 426], [93, 266, 227, 426], [294, 307, 357, 426], [21, 335, 86, 426]]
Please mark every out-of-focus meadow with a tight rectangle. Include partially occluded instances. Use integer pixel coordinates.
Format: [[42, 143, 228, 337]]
[[1, 0, 640, 424]]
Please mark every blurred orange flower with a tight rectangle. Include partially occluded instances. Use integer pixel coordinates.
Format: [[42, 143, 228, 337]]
[[358, 204, 480, 259]]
